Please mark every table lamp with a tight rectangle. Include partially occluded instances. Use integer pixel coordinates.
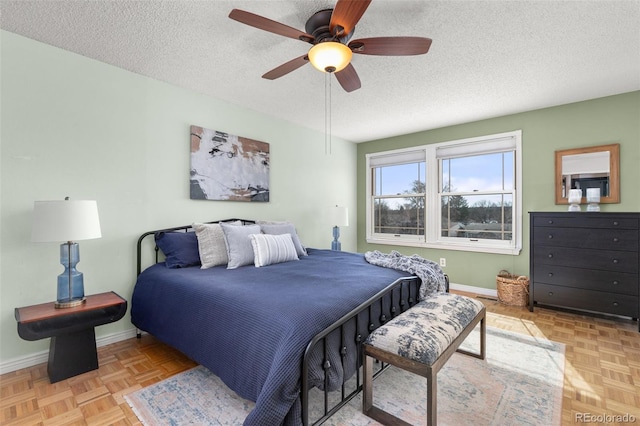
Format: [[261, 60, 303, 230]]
[[329, 205, 349, 251], [567, 189, 582, 212], [31, 197, 102, 308], [586, 188, 601, 211]]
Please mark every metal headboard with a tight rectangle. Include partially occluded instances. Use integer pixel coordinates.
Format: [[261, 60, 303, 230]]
[[135, 218, 255, 275]]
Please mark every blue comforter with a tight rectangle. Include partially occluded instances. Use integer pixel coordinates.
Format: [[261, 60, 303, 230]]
[[131, 249, 414, 425]]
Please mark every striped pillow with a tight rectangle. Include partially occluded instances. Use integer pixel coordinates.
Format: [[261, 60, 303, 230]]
[[249, 233, 299, 267]]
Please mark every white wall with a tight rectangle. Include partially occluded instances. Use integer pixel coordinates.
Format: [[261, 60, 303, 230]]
[[0, 31, 357, 368]]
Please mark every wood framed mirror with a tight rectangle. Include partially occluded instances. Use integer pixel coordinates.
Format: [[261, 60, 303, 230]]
[[555, 143, 620, 204]]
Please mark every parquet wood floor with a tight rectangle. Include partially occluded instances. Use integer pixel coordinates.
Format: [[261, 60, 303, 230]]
[[2, 293, 639, 425]]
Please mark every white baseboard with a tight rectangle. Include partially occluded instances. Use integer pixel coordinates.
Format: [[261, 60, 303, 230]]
[[449, 282, 497, 298], [0, 328, 139, 376]]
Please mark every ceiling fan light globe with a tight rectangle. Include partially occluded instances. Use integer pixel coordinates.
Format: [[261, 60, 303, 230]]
[[308, 42, 352, 73]]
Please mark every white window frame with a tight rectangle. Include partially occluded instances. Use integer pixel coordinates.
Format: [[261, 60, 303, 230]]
[[366, 130, 522, 255]]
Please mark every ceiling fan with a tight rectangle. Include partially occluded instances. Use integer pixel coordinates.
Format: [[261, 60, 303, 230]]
[[229, 0, 432, 92]]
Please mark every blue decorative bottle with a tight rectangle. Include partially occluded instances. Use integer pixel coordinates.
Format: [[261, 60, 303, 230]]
[[331, 226, 342, 251], [56, 242, 85, 308]]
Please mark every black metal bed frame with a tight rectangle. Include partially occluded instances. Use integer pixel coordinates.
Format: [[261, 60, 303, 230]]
[[134, 219, 440, 425]]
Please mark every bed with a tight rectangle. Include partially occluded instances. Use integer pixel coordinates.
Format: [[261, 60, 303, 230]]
[[131, 219, 445, 425]]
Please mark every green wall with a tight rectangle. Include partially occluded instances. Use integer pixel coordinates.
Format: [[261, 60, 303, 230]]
[[357, 91, 640, 290], [0, 31, 357, 367]]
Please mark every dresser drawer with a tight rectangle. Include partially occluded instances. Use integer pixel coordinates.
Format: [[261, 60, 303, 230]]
[[534, 283, 639, 317], [533, 264, 639, 296], [533, 246, 639, 273], [533, 215, 639, 230], [533, 227, 638, 251]]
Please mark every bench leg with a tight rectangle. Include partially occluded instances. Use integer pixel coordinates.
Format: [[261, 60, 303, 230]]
[[480, 314, 486, 359], [427, 369, 437, 426], [363, 349, 414, 426], [455, 311, 486, 360], [363, 354, 373, 413]]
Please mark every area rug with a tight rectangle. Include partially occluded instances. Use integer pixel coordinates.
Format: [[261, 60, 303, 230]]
[[125, 326, 565, 425]]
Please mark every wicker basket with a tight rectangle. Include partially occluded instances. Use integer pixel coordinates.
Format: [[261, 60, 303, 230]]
[[496, 270, 529, 306]]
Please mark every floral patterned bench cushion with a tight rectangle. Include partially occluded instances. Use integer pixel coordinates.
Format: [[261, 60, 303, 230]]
[[364, 292, 484, 365]]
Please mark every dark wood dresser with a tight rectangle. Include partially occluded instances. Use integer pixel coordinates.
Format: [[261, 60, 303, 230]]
[[529, 212, 639, 331]]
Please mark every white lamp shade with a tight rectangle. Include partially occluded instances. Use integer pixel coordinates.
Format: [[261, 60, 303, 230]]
[[329, 206, 349, 227], [32, 200, 102, 242], [308, 42, 353, 73]]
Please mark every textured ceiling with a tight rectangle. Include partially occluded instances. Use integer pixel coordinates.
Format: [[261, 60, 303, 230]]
[[1, 0, 639, 143]]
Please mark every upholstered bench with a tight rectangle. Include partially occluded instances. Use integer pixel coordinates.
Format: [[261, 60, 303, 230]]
[[362, 292, 486, 426]]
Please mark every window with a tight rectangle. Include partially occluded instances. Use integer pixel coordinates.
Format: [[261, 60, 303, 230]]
[[371, 151, 426, 239], [366, 131, 522, 255]]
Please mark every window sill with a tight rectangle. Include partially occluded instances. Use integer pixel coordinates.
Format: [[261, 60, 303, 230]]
[[366, 237, 522, 255]]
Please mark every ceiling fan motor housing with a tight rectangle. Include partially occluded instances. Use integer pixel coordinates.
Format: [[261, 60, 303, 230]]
[[305, 9, 354, 44]]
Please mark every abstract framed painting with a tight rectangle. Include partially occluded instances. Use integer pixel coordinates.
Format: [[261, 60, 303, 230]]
[[190, 125, 269, 202]]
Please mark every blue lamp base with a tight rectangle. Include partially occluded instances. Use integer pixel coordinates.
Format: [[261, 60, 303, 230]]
[[331, 226, 342, 251], [56, 242, 86, 309]]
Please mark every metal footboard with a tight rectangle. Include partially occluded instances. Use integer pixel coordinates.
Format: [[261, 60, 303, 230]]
[[301, 275, 423, 425]]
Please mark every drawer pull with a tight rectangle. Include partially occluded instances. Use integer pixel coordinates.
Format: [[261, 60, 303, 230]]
[[613, 237, 619, 243], [612, 280, 619, 285], [547, 253, 554, 258], [547, 220, 554, 224], [548, 292, 554, 296], [613, 259, 619, 264], [613, 221, 619, 226], [613, 302, 619, 307], [547, 234, 553, 239], [548, 272, 554, 277]]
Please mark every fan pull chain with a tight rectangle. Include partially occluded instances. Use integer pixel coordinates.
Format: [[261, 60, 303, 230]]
[[324, 72, 327, 155], [324, 72, 332, 155], [329, 74, 333, 155]]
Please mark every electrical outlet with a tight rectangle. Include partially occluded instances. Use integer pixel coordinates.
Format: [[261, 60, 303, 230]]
[[439, 258, 446, 267]]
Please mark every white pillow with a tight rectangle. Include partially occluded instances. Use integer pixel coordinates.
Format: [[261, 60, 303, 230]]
[[249, 233, 299, 267], [220, 222, 262, 269], [193, 221, 240, 269]]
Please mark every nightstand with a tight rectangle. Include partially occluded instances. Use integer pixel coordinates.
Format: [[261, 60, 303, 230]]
[[15, 291, 127, 383]]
